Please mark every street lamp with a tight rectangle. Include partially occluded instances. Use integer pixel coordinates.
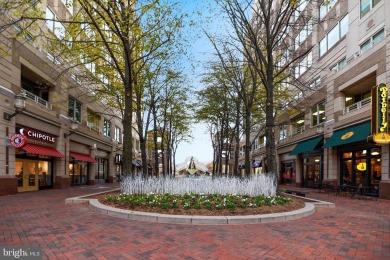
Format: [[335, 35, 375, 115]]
[[4, 94, 26, 121], [64, 121, 78, 138]]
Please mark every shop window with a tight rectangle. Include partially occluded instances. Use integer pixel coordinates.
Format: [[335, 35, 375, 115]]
[[360, 0, 381, 18], [341, 147, 381, 188], [311, 101, 326, 126], [95, 158, 108, 182], [68, 97, 81, 123]]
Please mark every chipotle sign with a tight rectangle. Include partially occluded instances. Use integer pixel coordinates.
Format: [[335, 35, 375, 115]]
[[17, 127, 55, 143]]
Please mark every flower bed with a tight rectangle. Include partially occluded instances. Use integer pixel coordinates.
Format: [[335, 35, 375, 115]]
[[101, 192, 304, 216]]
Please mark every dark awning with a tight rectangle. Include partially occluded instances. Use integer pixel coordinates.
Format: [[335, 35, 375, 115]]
[[70, 152, 97, 163], [323, 121, 371, 148], [289, 136, 323, 155], [22, 143, 65, 158]]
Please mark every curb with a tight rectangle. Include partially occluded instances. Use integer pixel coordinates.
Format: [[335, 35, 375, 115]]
[[66, 190, 335, 225]]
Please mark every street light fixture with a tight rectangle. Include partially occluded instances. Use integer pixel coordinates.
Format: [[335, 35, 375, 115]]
[[64, 121, 78, 138], [4, 94, 26, 121]]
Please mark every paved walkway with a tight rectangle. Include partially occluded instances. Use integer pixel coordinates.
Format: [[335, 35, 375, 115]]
[[0, 184, 389, 259]]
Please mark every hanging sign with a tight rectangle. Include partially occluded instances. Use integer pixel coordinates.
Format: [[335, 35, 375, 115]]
[[370, 83, 390, 145], [10, 134, 28, 148]]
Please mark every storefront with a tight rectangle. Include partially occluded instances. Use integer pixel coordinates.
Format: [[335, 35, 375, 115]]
[[69, 152, 97, 185], [13, 127, 64, 192], [281, 161, 296, 185], [323, 121, 381, 187], [95, 149, 110, 183], [302, 152, 323, 188], [289, 136, 323, 187], [252, 158, 262, 174], [340, 145, 381, 188]]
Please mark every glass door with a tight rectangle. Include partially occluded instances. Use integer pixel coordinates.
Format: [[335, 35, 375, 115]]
[[15, 160, 39, 192]]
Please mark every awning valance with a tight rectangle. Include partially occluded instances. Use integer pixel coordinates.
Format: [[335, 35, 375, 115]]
[[22, 143, 65, 158], [323, 121, 371, 148], [70, 152, 97, 163], [252, 160, 262, 168], [289, 136, 323, 155]]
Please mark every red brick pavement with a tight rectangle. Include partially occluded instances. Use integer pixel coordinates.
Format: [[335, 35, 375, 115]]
[[0, 184, 389, 259]]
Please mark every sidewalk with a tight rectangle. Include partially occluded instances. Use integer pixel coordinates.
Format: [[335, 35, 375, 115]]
[[1, 183, 389, 259]]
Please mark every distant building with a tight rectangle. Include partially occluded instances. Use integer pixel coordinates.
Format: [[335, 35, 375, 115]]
[[176, 156, 210, 176]]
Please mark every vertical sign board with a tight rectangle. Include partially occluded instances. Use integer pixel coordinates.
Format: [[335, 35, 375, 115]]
[[371, 83, 390, 144]]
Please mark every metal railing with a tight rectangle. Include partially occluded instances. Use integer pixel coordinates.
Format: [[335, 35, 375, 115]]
[[343, 97, 371, 115], [21, 89, 52, 110], [87, 121, 100, 133], [290, 125, 305, 136]]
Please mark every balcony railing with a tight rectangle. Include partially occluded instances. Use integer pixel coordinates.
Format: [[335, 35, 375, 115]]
[[87, 121, 100, 133], [21, 89, 52, 110], [291, 125, 305, 136], [343, 97, 371, 115]]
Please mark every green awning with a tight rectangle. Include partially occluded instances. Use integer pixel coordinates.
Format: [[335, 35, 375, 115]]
[[289, 136, 323, 155], [323, 121, 371, 148]]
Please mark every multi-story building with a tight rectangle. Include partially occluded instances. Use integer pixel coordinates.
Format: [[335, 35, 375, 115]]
[[0, 1, 141, 195], [235, 0, 390, 199]]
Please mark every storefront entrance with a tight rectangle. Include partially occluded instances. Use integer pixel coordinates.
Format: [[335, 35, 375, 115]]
[[15, 159, 51, 192], [303, 155, 323, 188], [69, 161, 89, 185]]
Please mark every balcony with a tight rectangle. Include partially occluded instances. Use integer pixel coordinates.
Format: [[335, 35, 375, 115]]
[[21, 89, 52, 110], [87, 121, 100, 133], [343, 97, 371, 115], [291, 125, 305, 136]]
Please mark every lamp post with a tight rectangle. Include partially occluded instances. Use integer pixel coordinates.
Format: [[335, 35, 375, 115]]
[[4, 94, 26, 121], [64, 121, 78, 138]]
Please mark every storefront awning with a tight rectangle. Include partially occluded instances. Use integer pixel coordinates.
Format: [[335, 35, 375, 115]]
[[22, 143, 65, 158], [323, 121, 371, 148], [70, 152, 97, 163], [289, 136, 323, 155]]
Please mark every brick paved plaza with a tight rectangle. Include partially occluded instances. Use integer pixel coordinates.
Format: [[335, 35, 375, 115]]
[[0, 184, 389, 259]]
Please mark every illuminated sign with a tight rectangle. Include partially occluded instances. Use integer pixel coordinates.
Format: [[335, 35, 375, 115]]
[[10, 134, 27, 148], [370, 83, 390, 145], [356, 162, 366, 171], [17, 128, 55, 143], [341, 131, 354, 140]]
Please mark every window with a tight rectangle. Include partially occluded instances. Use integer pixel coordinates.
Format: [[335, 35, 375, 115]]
[[319, 14, 348, 57], [361, 0, 381, 18], [295, 0, 308, 20], [46, 7, 71, 47], [114, 126, 121, 142], [311, 101, 326, 126], [330, 57, 346, 72], [295, 51, 312, 78], [87, 109, 100, 132], [319, 0, 337, 20], [253, 138, 259, 151], [292, 114, 305, 135], [295, 20, 313, 49], [360, 29, 385, 53], [68, 97, 81, 123], [309, 78, 322, 89], [60, 0, 73, 14], [279, 124, 287, 140], [103, 119, 111, 137]]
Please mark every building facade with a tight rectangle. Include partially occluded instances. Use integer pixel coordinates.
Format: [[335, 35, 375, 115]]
[[0, 1, 141, 195], [234, 0, 390, 199]]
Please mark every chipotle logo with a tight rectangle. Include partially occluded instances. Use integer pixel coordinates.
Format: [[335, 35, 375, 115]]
[[17, 128, 55, 143], [10, 134, 27, 148]]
